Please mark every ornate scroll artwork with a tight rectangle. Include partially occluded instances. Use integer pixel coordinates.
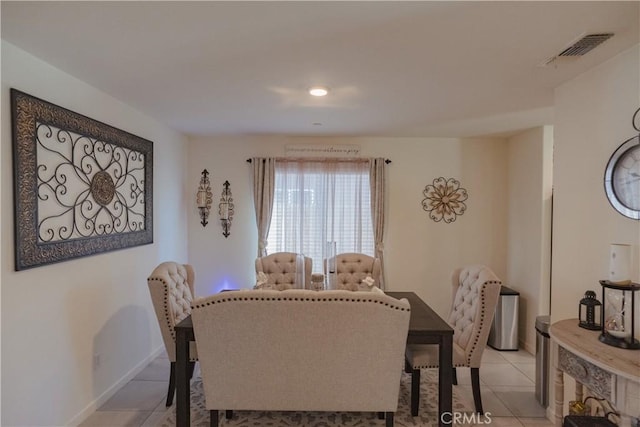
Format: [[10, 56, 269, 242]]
[[422, 177, 468, 223], [11, 89, 153, 270]]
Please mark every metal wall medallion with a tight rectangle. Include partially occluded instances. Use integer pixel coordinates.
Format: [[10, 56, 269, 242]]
[[11, 89, 153, 270], [422, 177, 468, 223]]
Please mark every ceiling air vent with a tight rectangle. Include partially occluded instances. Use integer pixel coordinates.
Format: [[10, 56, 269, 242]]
[[557, 33, 614, 57]]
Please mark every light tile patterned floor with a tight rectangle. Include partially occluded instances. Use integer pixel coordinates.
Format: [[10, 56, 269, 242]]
[[80, 347, 553, 426]]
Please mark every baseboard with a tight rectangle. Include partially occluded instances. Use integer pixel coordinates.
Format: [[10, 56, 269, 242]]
[[521, 339, 535, 355], [67, 346, 165, 426]]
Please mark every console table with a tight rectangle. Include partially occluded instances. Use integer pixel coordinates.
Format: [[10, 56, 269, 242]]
[[549, 319, 640, 427]]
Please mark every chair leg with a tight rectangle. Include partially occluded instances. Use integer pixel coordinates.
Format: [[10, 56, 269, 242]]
[[225, 410, 233, 419], [411, 368, 421, 416], [166, 362, 176, 407], [385, 412, 394, 427], [188, 361, 196, 379], [471, 367, 484, 414], [452, 367, 458, 385], [404, 358, 412, 374], [210, 410, 218, 427], [378, 412, 384, 419]]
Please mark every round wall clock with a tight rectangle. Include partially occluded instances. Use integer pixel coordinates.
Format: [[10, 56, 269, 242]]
[[603, 109, 640, 220]]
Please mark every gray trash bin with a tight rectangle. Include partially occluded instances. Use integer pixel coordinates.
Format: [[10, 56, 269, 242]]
[[488, 285, 520, 350], [535, 315, 550, 408]]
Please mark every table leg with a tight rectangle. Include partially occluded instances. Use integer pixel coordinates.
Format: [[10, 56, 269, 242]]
[[176, 328, 190, 427], [554, 368, 563, 427], [575, 380, 583, 403], [439, 334, 453, 427]]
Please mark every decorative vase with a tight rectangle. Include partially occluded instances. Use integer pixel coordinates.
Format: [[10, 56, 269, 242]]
[[609, 244, 631, 285]]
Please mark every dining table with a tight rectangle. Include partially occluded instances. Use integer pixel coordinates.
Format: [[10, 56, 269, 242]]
[[174, 290, 453, 427]]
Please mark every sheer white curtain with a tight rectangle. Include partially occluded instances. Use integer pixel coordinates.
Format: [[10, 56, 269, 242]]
[[267, 159, 374, 273]]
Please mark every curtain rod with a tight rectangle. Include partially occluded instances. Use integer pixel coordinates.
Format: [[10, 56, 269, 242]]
[[246, 158, 391, 164]]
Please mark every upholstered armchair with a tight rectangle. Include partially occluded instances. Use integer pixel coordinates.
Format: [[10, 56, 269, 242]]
[[405, 265, 502, 416], [147, 261, 198, 407], [325, 253, 381, 291], [255, 252, 312, 289]]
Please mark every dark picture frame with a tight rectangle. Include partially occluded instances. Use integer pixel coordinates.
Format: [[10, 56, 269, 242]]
[[11, 89, 153, 270]]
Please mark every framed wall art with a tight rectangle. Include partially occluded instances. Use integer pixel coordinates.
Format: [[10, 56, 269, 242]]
[[11, 89, 153, 270]]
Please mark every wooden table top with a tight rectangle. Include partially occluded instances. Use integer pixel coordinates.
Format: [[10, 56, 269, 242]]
[[177, 291, 453, 339], [386, 291, 453, 339], [550, 318, 640, 382]]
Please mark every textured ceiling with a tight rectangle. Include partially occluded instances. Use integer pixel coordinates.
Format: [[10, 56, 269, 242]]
[[2, 1, 638, 137]]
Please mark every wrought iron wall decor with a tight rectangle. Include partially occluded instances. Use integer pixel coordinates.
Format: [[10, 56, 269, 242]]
[[11, 89, 153, 270], [422, 177, 468, 223], [196, 169, 212, 226], [219, 180, 234, 238]]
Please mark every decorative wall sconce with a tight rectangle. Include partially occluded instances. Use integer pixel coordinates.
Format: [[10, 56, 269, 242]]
[[219, 180, 234, 238], [196, 169, 212, 227]]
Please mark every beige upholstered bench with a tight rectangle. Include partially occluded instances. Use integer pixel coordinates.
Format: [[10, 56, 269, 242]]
[[190, 289, 410, 426]]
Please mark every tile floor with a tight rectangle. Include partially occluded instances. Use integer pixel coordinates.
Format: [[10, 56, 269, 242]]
[[80, 347, 553, 427]]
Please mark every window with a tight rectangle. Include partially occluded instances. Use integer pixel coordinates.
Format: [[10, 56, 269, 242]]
[[267, 160, 374, 273]]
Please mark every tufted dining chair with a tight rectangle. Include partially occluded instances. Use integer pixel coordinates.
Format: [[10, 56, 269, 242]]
[[324, 253, 381, 291], [405, 265, 501, 416], [255, 252, 312, 289], [147, 261, 198, 407]]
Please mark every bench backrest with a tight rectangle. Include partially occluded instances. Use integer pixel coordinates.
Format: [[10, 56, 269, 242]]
[[191, 289, 410, 412]]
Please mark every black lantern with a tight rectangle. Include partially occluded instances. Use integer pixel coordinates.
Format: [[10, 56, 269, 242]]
[[599, 280, 640, 350], [579, 291, 602, 330]]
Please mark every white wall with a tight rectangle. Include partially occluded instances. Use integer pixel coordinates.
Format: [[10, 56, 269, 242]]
[[506, 126, 553, 353], [1, 41, 189, 426], [187, 136, 509, 319], [550, 45, 640, 419], [552, 45, 640, 322]]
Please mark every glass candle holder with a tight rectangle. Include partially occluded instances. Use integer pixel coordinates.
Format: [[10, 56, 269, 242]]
[[599, 280, 640, 349], [325, 241, 337, 290]]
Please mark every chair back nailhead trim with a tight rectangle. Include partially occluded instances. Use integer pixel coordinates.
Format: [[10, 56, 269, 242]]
[[192, 292, 410, 313]]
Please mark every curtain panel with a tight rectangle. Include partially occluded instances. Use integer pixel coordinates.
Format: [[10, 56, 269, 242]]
[[369, 158, 386, 288], [250, 157, 276, 257]]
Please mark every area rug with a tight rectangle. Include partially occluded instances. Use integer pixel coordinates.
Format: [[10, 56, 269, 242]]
[[158, 370, 473, 426]]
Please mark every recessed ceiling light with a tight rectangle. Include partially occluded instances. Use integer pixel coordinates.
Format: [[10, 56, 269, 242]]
[[309, 86, 329, 97]]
